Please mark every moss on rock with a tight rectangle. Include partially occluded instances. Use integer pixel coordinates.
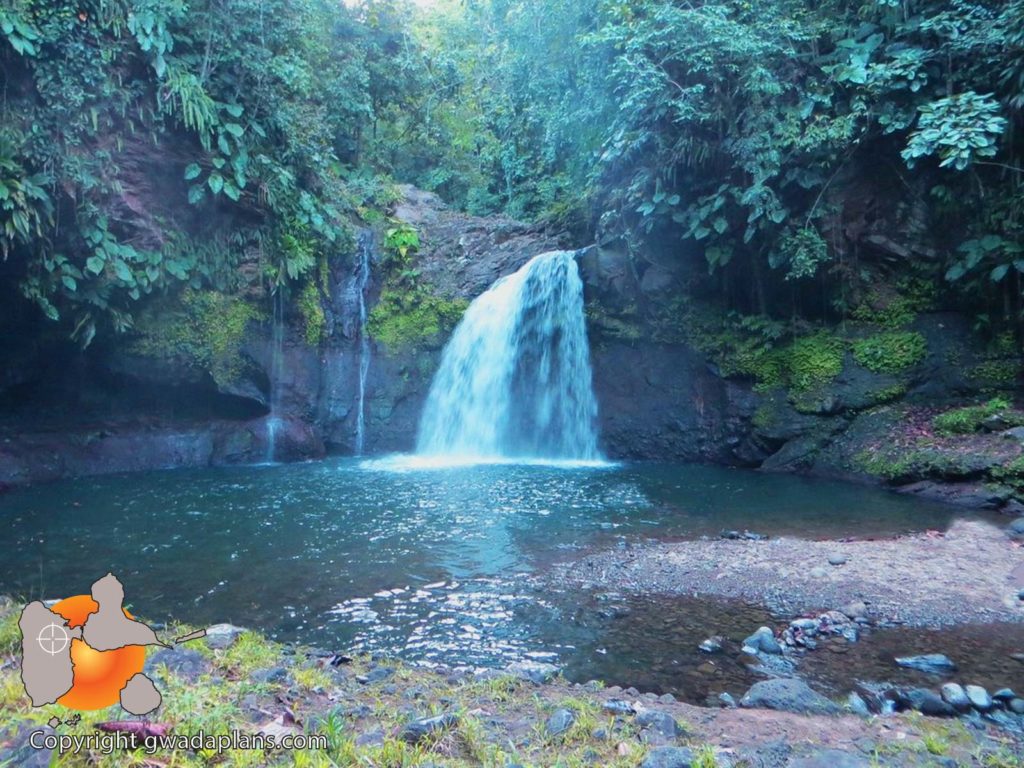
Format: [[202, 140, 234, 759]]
[[852, 331, 927, 375], [131, 289, 263, 387], [368, 286, 469, 352]]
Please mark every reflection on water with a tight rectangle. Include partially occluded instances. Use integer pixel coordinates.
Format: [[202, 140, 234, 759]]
[[0, 458, 1014, 700]]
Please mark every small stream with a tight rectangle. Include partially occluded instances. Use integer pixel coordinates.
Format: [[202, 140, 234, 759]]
[[0, 459, 1020, 702]]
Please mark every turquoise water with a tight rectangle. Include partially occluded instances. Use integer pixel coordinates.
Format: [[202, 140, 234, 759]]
[[0, 458, 1013, 699]]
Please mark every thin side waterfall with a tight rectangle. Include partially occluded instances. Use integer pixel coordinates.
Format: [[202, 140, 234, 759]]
[[353, 231, 373, 456], [265, 290, 285, 463], [416, 250, 601, 462]]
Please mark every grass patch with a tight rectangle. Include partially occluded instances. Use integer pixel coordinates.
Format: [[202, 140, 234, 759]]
[[932, 396, 1024, 436]]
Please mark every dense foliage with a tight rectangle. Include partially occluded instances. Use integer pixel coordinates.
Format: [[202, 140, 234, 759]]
[[0, 0, 428, 342], [3, 0, 1024, 344]]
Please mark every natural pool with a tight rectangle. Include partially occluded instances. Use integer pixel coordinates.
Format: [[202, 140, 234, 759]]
[[1, 458, 1019, 702]]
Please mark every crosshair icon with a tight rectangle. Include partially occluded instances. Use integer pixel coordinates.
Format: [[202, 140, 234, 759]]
[[37, 623, 70, 656]]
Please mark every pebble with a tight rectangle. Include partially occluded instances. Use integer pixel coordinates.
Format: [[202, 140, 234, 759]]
[[718, 692, 737, 708], [1009, 698, 1024, 715], [828, 555, 848, 566], [809, 567, 829, 579], [840, 600, 869, 620], [993, 688, 1016, 701], [699, 636, 723, 653]]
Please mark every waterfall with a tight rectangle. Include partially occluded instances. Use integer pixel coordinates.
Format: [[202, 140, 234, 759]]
[[353, 231, 373, 456], [416, 250, 601, 462], [265, 290, 285, 464]]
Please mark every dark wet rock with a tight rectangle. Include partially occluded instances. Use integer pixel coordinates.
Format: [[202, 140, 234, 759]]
[[740, 678, 840, 716], [788, 749, 870, 768], [145, 647, 210, 683], [965, 684, 993, 712], [356, 666, 395, 684], [846, 692, 871, 717], [602, 699, 635, 715], [894, 654, 956, 674], [903, 689, 957, 717], [545, 708, 575, 738], [699, 636, 724, 653], [400, 713, 459, 744], [993, 688, 1016, 701], [742, 626, 782, 655], [637, 710, 684, 744], [640, 746, 695, 768], [505, 660, 559, 684], [251, 666, 289, 685], [940, 683, 971, 712], [205, 623, 246, 650], [720, 530, 766, 541]]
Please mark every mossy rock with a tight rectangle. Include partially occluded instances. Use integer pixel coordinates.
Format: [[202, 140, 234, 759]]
[[851, 331, 927, 375], [130, 290, 264, 387], [368, 287, 469, 353]]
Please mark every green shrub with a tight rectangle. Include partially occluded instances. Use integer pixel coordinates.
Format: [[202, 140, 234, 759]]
[[298, 280, 326, 346], [131, 290, 263, 386], [368, 286, 468, 352], [932, 397, 1019, 436], [787, 332, 846, 391], [852, 331, 927, 374]]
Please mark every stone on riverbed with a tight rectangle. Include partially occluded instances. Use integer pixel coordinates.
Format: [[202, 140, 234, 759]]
[[699, 636, 723, 653], [894, 654, 956, 674], [904, 688, 957, 717], [1007, 517, 1024, 538], [828, 555, 848, 566], [846, 692, 871, 717], [740, 678, 840, 715], [940, 683, 971, 711], [205, 623, 246, 650], [965, 685, 993, 712], [742, 626, 782, 655]]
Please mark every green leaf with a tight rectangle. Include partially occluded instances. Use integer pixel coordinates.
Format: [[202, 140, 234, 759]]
[[224, 182, 241, 201], [208, 174, 224, 195], [184, 163, 202, 181], [86, 256, 105, 275], [224, 123, 244, 138], [61, 275, 77, 291], [188, 185, 205, 205]]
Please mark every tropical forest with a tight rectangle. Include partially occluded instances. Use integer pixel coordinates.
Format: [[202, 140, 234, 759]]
[[2, 1, 1024, 766]]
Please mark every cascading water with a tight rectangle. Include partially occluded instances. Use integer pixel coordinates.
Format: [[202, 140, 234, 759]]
[[415, 250, 601, 462], [353, 231, 374, 456], [265, 290, 285, 463]]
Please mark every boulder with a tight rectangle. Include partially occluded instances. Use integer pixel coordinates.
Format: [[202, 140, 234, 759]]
[[940, 683, 971, 712], [904, 689, 957, 717], [400, 713, 458, 744], [740, 678, 840, 715], [545, 708, 575, 738], [640, 746, 695, 768], [894, 654, 956, 674], [965, 685, 993, 712], [636, 709, 684, 743], [788, 749, 871, 768], [742, 627, 783, 655]]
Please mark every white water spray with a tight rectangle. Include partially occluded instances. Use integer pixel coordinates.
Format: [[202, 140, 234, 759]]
[[265, 290, 284, 463], [415, 250, 601, 462], [353, 231, 373, 456]]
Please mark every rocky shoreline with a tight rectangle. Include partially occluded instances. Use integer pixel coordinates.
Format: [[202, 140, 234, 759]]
[[1, 604, 1022, 768], [556, 517, 1024, 627]]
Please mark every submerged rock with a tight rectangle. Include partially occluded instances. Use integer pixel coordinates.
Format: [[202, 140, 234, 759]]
[[698, 636, 723, 653], [740, 678, 840, 715], [894, 654, 956, 674]]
